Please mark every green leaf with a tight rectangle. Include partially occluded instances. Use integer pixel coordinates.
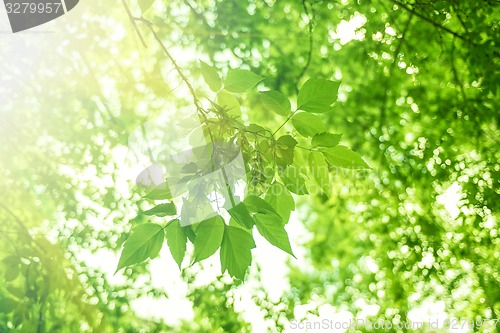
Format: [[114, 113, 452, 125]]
[[224, 69, 264, 93], [116, 223, 165, 273], [297, 79, 340, 113], [229, 218, 252, 233], [246, 123, 267, 134], [220, 226, 256, 280], [200, 60, 222, 92], [144, 183, 173, 200], [227, 202, 255, 229], [260, 90, 291, 116], [254, 213, 295, 256], [291, 112, 326, 137], [181, 162, 199, 174], [193, 215, 225, 262], [165, 219, 187, 269], [265, 182, 295, 223], [244, 195, 279, 215], [217, 90, 241, 115], [311, 133, 342, 148], [308, 152, 330, 194], [323, 145, 370, 169], [139, 0, 154, 13], [142, 203, 176, 217], [184, 225, 197, 244], [279, 166, 309, 195], [276, 135, 297, 167]]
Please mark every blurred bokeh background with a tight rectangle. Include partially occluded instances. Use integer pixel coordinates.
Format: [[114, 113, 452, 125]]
[[0, 0, 498, 332]]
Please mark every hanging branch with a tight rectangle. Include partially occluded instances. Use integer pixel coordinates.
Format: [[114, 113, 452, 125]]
[[120, 1, 239, 208]]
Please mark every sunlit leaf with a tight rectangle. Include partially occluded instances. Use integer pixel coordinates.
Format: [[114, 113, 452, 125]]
[[254, 213, 295, 257], [200, 60, 222, 92], [265, 182, 295, 223], [194, 215, 225, 262], [308, 152, 330, 194], [291, 112, 327, 137], [276, 135, 297, 167], [280, 166, 309, 195], [297, 79, 340, 113], [244, 195, 279, 215], [217, 89, 241, 115], [220, 226, 256, 280], [260, 90, 291, 116], [227, 202, 255, 229], [224, 69, 264, 93], [229, 218, 252, 233], [142, 203, 177, 217], [144, 183, 173, 200], [311, 133, 342, 148], [165, 219, 187, 269], [116, 223, 164, 273], [323, 145, 370, 169]]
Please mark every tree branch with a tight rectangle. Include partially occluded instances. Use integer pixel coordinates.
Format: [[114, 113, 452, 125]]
[[295, 0, 314, 93], [120, 0, 147, 48], [379, 11, 413, 135], [390, 0, 475, 45]]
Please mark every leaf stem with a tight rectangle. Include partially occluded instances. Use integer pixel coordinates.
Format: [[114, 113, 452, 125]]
[[273, 110, 298, 135]]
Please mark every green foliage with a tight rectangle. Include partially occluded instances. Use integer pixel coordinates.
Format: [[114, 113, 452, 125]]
[[322, 145, 370, 169], [220, 226, 256, 280], [216, 89, 241, 114], [223, 69, 264, 93], [123, 66, 353, 280], [260, 90, 291, 116], [291, 112, 327, 137], [138, 0, 154, 13], [280, 165, 309, 195], [200, 60, 222, 92], [2, 0, 497, 330], [193, 216, 225, 263], [142, 202, 177, 217], [165, 219, 187, 269], [116, 223, 165, 273], [227, 203, 255, 229], [144, 183, 173, 200], [297, 79, 341, 113], [254, 213, 295, 257], [308, 151, 330, 194], [275, 135, 297, 168], [311, 133, 342, 148]]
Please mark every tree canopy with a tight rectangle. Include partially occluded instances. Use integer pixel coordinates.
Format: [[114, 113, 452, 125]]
[[0, 0, 498, 332]]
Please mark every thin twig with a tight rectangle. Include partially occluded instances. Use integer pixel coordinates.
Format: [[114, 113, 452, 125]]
[[120, 0, 147, 48], [379, 11, 413, 135], [273, 110, 298, 136], [184, 0, 211, 28], [390, 0, 475, 45], [295, 0, 314, 92], [450, 38, 468, 108]]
